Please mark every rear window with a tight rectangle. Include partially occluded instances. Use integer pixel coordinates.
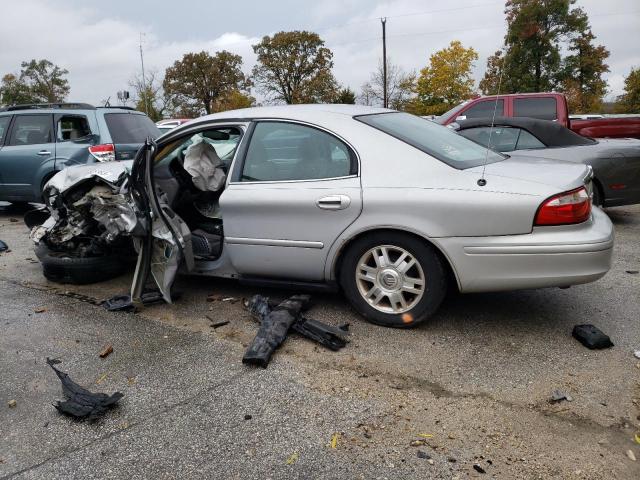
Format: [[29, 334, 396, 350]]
[[356, 112, 505, 169], [513, 97, 557, 121], [104, 113, 160, 143]]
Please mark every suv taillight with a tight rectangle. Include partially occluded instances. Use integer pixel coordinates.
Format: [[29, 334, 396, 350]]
[[534, 187, 591, 226], [88, 143, 115, 162]]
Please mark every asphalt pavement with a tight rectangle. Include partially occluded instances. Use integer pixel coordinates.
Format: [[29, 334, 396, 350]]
[[1, 202, 639, 479]]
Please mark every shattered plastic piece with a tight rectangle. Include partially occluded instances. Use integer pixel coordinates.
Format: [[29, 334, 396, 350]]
[[34, 307, 47, 313], [550, 390, 573, 403], [417, 433, 434, 438], [7, 399, 17, 408], [286, 452, 299, 465], [417, 450, 430, 459], [47, 358, 123, 420], [626, 450, 636, 461], [338, 322, 350, 332], [210, 320, 230, 329], [102, 291, 165, 311], [473, 464, 487, 473], [634, 434, 640, 445], [330, 433, 340, 449], [410, 440, 426, 447], [626, 270, 639, 275], [634, 350, 640, 359], [245, 295, 349, 353], [99, 344, 113, 358], [243, 295, 311, 368], [572, 324, 614, 349], [0, 240, 8, 252]]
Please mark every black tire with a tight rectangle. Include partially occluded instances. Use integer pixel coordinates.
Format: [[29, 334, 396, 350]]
[[339, 232, 447, 328], [35, 243, 129, 285]]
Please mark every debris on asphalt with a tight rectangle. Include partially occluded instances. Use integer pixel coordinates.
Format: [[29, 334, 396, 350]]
[[473, 463, 487, 473], [99, 344, 114, 358], [243, 295, 349, 363], [625, 270, 639, 274], [330, 432, 340, 449], [550, 390, 573, 403], [206, 315, 230, 329], [102, 291, 165, 312], [34, 307, 47, 313], [206, 293, 223, 302], [634, 350, 640, 359], [244, 414, 252, 420], [410, 439, 427, 447], [416, 450, 430, 459], [7, 399, 17, 408], [572, 324, 614, 349], [626, 449, 636, 461], [286, 452, 299, 465], [634, 433, 640, 444], [0, 239, 8, 252], [243, 295, 311, 368], [338, 322, 350, 331], [9, 218, 18, 223], [47, 358, 123, 420], [221, 297, 239, 303]]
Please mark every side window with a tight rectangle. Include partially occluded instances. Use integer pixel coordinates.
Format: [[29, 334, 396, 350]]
[[8, 114, 53, 146], [459, 99, 504, 120], [241, 122, 355, 182], [459, 126, 519, 152], [0, 116, 10, 144], [513, 97, 557, 120], [515, 129, 546, 150], [57, 115, 92, 141]]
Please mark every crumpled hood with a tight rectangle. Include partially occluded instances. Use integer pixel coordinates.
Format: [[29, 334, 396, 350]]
[[46, 161, 133, 194], [469, 154, 591, 191]]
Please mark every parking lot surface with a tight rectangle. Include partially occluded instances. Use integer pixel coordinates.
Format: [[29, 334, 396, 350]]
[[1, 203, 639, 479]]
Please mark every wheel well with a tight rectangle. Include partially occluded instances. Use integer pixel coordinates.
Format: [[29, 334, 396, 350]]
[[41, 171, 58, 190], [333, 228, 460, 291]]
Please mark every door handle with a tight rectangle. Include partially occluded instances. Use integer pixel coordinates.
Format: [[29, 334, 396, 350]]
[[316, 195, 351, 210], [37, 150, 51, 156]]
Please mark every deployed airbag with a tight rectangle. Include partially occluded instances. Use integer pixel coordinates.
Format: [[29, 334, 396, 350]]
[[183, 139, 226, 192]]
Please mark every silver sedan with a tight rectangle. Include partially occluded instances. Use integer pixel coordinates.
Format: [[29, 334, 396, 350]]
[[124, 105, 614, 327]]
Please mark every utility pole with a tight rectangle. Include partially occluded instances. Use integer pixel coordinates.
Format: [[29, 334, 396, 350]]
[[139, 32, 149, 115], [381, 17, 387, 109]]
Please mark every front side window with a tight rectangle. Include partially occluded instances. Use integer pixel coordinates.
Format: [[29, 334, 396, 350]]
[[241, 122, 356, 182], [356, 112, 505, 169], [513, 97, 557, 120], [8, 114, 53, 146], [460, 99, 504, 119], [57, 115, 92, 141], [0, 116, 10, 144]]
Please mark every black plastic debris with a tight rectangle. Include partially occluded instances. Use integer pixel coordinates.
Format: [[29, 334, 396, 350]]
[[0, 239, 8, 252], [473, 464, 487, 474], [572, 324, 614, 350], [243, 295, 349, 366], [24, 207, 51, 229], [102, 290, 166, 312], [243, 295, 311, 368], [47, 358, 123, 420]]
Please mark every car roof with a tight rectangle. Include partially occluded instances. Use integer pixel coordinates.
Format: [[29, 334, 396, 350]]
[[456, 116, 595, 147], [195, 104, 392, 124], [0, 104, 147, 116]]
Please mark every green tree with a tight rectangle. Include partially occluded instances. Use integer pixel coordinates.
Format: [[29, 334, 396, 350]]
[[130, 71, 176, 121], [19, 59, 70, 102], [499, 0, 587, 93], [211, 89, 255, 112], [333, 87, 356, 104], [0, 73, 36, 105], [615, 67, 640, 113], [252, 31, 338, 104], [479, 50, 505, 95], [360, 61, 416, 110], [163, 51, 249, 115], [410, 40, 478, 115]]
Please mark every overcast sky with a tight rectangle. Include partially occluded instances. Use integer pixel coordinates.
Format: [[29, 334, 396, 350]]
[[2, 0, 639, 106]]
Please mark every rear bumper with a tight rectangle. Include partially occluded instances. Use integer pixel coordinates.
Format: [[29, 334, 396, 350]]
[[436, 207, 614, 293]]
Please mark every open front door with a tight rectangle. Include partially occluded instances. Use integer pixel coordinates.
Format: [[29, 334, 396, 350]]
[[130, 140, 193, 303]]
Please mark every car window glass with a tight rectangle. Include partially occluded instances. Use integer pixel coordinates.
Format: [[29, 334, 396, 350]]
[[515, 129, 546, 149], [356, 112, 505, 169], [104, 113, 160, 143], [155, 128, 243, 168], [460, 99, 504, 119], [0, 116, 10, 144], [459, 126, 520, 152], [513, 97, 557, 120], [8, 114, 53, 146], [57, 115, 92, 141], [241, 122, 355, 182]]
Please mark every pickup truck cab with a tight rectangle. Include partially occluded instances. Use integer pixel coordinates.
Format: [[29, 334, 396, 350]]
[[436, 92, 640, 139]]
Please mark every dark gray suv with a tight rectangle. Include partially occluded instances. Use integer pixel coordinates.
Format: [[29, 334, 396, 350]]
[[0, 103, 160, 204]]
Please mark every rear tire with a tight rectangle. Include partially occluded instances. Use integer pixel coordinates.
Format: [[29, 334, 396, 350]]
[[35, 243, 130, 285], [339, 232, 447, 328]]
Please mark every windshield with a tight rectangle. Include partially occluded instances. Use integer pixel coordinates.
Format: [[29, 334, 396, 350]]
[[356, 112, 506, 169]]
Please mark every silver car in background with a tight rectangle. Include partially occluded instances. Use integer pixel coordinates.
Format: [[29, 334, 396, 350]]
[[124, 105, 612, 328]]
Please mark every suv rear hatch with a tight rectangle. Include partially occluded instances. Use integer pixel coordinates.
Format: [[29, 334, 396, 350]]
[[92, 111, 160, 162]]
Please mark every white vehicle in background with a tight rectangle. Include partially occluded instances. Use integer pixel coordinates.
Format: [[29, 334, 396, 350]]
[[156, 118, 192, 134]]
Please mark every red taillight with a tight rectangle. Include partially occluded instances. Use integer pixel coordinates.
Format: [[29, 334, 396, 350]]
[[88, 143, 115, 162], [534, 187, 591, 226]]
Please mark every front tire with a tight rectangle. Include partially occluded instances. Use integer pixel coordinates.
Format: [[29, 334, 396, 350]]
[[339, 232, 447, 328]]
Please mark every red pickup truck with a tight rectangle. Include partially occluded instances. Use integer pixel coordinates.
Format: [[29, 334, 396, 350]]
[[435, 92, 640, 139]]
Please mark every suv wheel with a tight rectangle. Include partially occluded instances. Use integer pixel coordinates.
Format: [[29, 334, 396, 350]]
[[339, 232, 447, 328]]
